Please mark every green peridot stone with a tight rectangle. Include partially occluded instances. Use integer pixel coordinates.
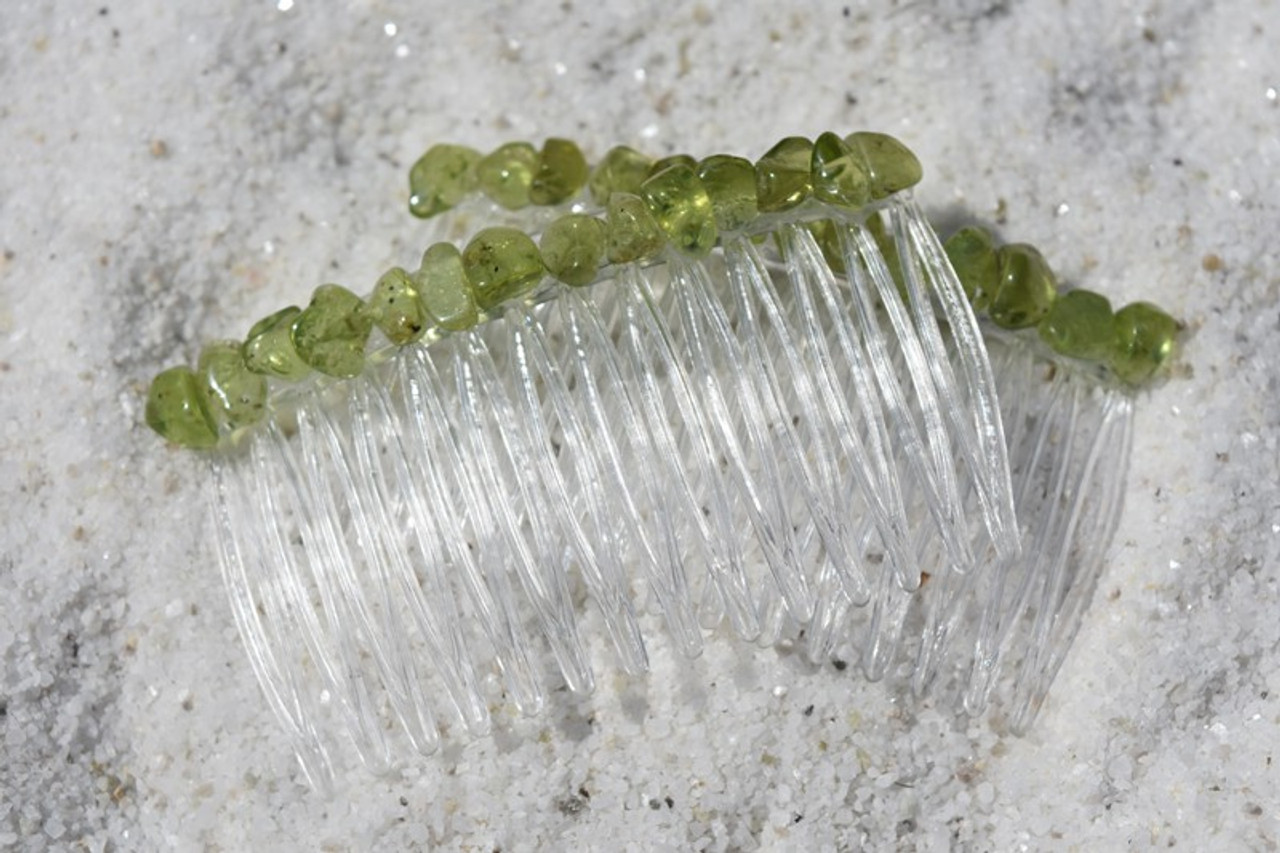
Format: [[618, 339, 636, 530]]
[[462, 226, 545, 310], [1110, 301, 1179, 385], [540, 214, 607, 287], [476, 141, 539, 210], [409, 144, 481, 219], [989, 243, 1058, 329], [415, 242, 479, 331], [369, 267, 427, 345], [145, 366, 219, 449], [291, 284, 374, 378], [528, 138, 589, 206], [697, 154, 758, 232], [640, 164, 719, 257], [755, 136, 814, 213], [811, 131, 870, 209], [647, 154, 698, 178], [605, 192, 667, 264], [242, 306, 310, 381], [844, 131, 923, 199], [198, 340, 268, 431], [943, 227, 1000, 311], [1038, 288, 1114, 362], [588, 146, 653, 206]]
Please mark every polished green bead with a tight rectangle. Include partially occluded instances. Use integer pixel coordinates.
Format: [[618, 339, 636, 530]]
[[540, 214, 607, 287], [291, 284, 374, 378], [755, 136, 814, 213], [605, 192, 667, 264], [368, 267, 427, 345], [1110, 301, 1179, 385], [415, 242, 479, 331], [640, 164, 719, 257], [588, 145, 653, 206], [989, 243, 1058, 329], [197, 340, 268, 431], [811, 131, 870, 208], [145, 366, 219, 449], [1038, 288, 1114, 362], [461, 226, 545, 310], [943, 227, 1000, 311], [476, 141, 539, 210], [242, 306, 310, 381], [648, 154, 698, 178], [844, 132, 923, 199], [697, 154, 758, 232], [408, 144, 481, 219], [528, 138, 589, 206]]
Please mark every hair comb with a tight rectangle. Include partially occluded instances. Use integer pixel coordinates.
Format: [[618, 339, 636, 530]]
[[144, 131, 1179, 787]]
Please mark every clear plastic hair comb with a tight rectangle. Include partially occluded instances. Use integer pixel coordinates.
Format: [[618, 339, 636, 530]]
[[144, 132, 1179, 787]]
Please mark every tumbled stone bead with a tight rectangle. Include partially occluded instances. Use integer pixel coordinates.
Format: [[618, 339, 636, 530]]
[[640, 164, 719, 257], [408, 144, 481, 219], [291, 284, 374, 378], [242, 306, 310, 381], [588, 145, 653, 206], [369, 267, 427, 345], [647, 154, 698, 178], [528, 138, 589, 206], [476, 141, 539, 210], [845, 132, 923, 199], [461, 226, 545, 310], [1038, 288, 1114, 362], [415, 242, 479, 331], [943, 227, 1000, 311], [697, 154, 759, 232], [1110, 301, 1179, 385], [755, 136, 814, 213], [989, 243, 1058, 329], [145, 366, 219, 449], [605, 192, 667, 264], [197, 340, 268, 431], [540, 214, 607, 287], [811, 131, 870, 209]]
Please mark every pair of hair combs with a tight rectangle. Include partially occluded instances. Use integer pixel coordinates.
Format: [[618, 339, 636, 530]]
[[145, 131, 1179, 788]]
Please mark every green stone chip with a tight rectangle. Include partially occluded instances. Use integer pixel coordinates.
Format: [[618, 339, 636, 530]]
[[529, 138, 589, 206], [540, 214, 607, 287], [242, 306, 310, 381], [605, 192, 667, 264], [755, 136, 814, 213], [369, 266, 427, 345], [943, 227, 1000, 311], [415, 242, 480, 331], [476, 141, 539, 210], [1111, 301, 1179, 385], [1038, 288, 1115, 362], [197, 340, 268, 431], [461, 226, 545, 310], [588, 146, 653, 206], [291, 284, 374, 378], [697, 154, 759, 232], [145, 365, 219, 449], [845, 131, 923, 199], [989, 243, 1058, 329], [811, 131, 870, 209], [640, 164, 719, 257], [408, 144, 481, 219]]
